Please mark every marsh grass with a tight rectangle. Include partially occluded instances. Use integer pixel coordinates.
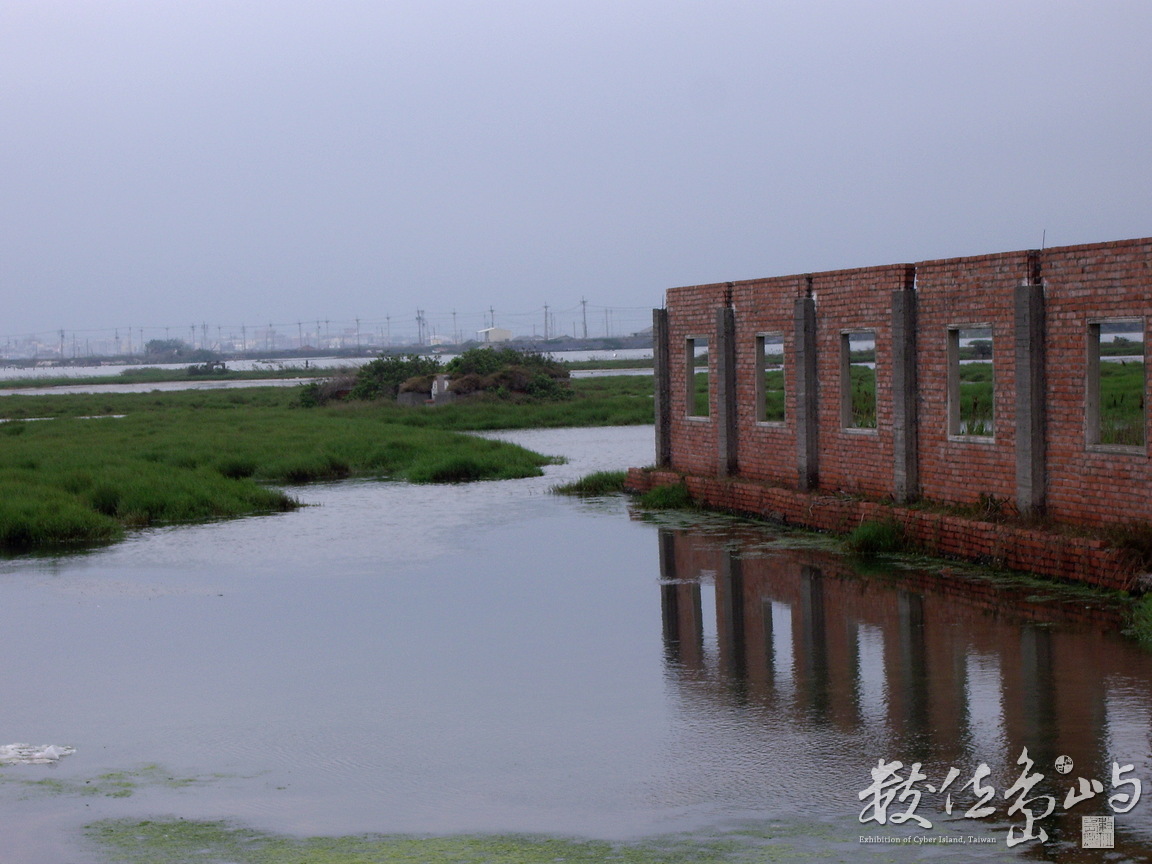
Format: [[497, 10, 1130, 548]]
[[846, 520, 906, 559], [639, 482, 694, 510], [1100, 361, 1146, 446], [0, 390, 555, 551], [552, 470, 628, 496]]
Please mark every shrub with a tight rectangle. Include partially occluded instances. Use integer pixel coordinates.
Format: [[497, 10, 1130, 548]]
[[847, 520, 906, 559], [347, 354, 443, 402], [638, 482, 693, 510]]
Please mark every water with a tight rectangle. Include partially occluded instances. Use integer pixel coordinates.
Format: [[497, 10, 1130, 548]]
[[1, 425, 1151, 862]]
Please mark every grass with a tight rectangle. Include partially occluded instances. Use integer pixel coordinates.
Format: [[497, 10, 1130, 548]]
[[1125, 594, 1152, 648], [761, 368, 785, 422], [552, 470, 628, 496], [957, 362, 994, 436], [0, 376, 655, 552], [846, 520, 906, 559], [1099, 360, 1146, 446], [638, 481, 694, 510], [0, 388, 560, 551], [846, 364, 876, 428]]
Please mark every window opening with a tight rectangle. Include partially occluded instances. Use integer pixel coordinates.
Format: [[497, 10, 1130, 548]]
[[841, 331, 876, 429], [756, 333, 786, 423], [948, 326, 994, 437], [1088, 320, 1145, 448], [686, 336, 710, 417]]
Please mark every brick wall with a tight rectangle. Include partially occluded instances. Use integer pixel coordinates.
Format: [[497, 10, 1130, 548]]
[[665, 283, 729, 477], [915, 251, 1028, 505], [730, 275, 805, 485], [1043, 238, 1152, 525], [655, 236, 1151, 542]]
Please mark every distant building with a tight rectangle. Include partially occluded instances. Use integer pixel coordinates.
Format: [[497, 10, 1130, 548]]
[[477, 327, 512, 343]]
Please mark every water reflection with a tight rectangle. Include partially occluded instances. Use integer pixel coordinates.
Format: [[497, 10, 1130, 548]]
[[656, 524, 1152, 859], [2, 423, 1152, 863]]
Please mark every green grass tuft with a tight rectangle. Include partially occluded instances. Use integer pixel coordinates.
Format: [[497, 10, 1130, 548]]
[[552, 470, 628, 496], [846, 520, 906, 559], [638, 482, 694, 510]]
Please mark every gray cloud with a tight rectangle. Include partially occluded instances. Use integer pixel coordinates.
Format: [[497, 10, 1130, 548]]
[[2, 0, 1150, 342]]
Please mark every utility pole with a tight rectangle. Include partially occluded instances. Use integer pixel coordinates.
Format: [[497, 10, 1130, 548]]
[[489, 306, 495, 329], [452, 309, 458, 345], [297, 321, 303, 349], [355, 318, 361, 352], [543, 304, 549, 341], [581, 297, 588, 340], [385, 315, 390, 346]]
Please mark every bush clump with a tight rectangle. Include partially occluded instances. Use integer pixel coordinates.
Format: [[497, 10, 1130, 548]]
[[638, 482, 694, 510], [348, 354, 443, 402], [847, 520, 906, 559]]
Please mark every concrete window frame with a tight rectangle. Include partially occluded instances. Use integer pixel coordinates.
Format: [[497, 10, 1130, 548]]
[[685, 335, 710, 419], [1086, 317, 1146, 453], [755, 332, 786, 425], [840, 330, 877, 432], [947, 324, 995, 441]]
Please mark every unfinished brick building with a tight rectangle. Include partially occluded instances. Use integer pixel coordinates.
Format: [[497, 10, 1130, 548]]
[[629, 237, 1152, 590]]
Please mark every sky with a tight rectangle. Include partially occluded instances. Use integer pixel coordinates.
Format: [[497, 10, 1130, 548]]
[[2, 0, 1150, 347]]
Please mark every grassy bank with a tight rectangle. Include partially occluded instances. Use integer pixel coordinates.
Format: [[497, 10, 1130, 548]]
[[0, 390, 559, 551], [0, 378, 652, 552]]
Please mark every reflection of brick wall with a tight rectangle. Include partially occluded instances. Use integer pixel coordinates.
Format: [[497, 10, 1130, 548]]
[[653, 237, 1151, 540], [658, 527, 1134, 773]]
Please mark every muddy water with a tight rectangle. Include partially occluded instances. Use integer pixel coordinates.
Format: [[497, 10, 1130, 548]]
[[0, 425, 1150, 862]]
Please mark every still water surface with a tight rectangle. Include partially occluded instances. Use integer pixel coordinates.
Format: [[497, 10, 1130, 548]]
[[1, 425, 1151, 862]]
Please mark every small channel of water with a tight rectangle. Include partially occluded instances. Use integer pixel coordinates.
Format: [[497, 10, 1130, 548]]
[[0, 425, 1150, 862]]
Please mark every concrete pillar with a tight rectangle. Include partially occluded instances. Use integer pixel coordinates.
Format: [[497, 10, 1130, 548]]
[[715, 306, 738, 476], [794, 295, 819, 490], [1014, 281, 1047, 515], [891, 282, 919, 503], [653, 308, 671, 468]]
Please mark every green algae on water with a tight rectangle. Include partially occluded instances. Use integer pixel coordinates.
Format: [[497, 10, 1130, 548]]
[[85, 819, 814, 864]]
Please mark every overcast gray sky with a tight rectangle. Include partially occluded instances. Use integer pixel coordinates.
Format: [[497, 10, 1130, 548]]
[[2, 0, 1150, 344]]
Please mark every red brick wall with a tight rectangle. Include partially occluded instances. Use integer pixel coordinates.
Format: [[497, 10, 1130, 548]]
[[660, 236, 1151, 534], [731, 275, 805, 485], [1043, 238, 1152, 525], [915, 251, 1028, 506], [665, 283, 728, 477], [810, 264, 912, 498]]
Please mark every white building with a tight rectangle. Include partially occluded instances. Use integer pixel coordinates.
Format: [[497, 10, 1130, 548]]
[[477, 327, 512, 343]]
